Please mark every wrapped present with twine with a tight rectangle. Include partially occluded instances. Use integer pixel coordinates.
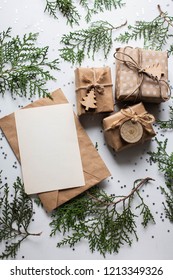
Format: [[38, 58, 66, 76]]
[[75, 67, 114, 116], [114, 46, 170, 103], [103, 102, 156, 152]]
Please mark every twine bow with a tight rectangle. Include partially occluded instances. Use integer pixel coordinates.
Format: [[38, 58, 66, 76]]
[[76, 68, 112, 95], [86, 83, 105, 94], [114, 47, 171, 101], [105, 107, 155, 134]]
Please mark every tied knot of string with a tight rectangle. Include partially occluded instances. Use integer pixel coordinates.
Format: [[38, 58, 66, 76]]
[[131, 114, 140, 123], [86, 83, 104, 94], [121, 108, 155, 127], [76, 68, 113, 96], [105, 108, 155, 133]]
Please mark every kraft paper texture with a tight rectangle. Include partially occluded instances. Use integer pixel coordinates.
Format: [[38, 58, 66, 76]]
[[103, 102, 156, 152], [0, 89, 111, 212], [75, 67, 114, 116], [115, 47, 169, 103]]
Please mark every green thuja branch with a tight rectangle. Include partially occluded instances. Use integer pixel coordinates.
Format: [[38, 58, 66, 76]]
[[44, 0, 80, 26], [0, 28, 59, 98], [148, 138, 173, 222], [149, 138, 173, 189], [160, 187, 173, 222], [60, 20, 127, 64], [157, 106, 173, 129], [0, 174, 41, 259], [92, 0, 125, 10], [34, 197, 43, 207], [50, 177, 155, 257], [80, 0, 125, 23], [44, 0, 125, 25], [135, 183, 155, 228], [116, 5, 173, 52]]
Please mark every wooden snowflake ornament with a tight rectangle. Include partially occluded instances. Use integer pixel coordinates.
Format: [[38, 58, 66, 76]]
[[80, 89, 97, 111]]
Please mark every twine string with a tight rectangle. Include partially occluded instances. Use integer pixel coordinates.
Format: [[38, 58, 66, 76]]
[[105, 107, 155, 134], [76, 68, 113, 95], [114, 48, 171, 101]]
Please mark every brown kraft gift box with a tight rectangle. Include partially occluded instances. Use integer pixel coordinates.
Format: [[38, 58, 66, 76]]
[[103, 102, 156, 152], [75, 66, 114, 116], [115, 46, 170, 103], [0, 89, 111, 212]]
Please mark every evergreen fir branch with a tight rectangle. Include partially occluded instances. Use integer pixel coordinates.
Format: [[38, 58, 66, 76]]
[[157, 106, 173, 129], [80, 0, 125, 23], [135, 186, 155, 228], [0, 27, 11, 44], [149, 138, 173, 222], [168, 44, 173, 56], [60, 20, 127, 64], [94, 0, 125, 10], [34, 197, 43, 207], [0, 175, 41, 259], [148, 138, 173, 189], [116, 5, 173, 51], [44, 1, 58, 19], [160, 187, 173, 222], [79, 0, 95, 23], [44, 0, 125, 25], [44, 0, 80, 26], [50, 177, 154, 257], [0, 28, 59, 98]]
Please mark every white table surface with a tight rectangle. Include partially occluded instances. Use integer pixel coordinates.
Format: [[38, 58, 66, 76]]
[[0, 0, 173, 260]]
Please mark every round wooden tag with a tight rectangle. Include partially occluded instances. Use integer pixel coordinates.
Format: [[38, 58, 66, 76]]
[[120, 120, 143, 143]]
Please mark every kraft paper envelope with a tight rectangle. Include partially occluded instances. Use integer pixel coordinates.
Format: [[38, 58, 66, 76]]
[[15, 104, 85, 194], [0, 89, 110, 212]]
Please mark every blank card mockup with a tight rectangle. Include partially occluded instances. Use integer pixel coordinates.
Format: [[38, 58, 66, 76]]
[[15, 104, 85, 194]]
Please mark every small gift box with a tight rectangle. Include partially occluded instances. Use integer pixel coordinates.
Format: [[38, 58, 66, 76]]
[[114, 46, 170, 103], [75, 67, 114, 116], [103, 102, 156, 152]]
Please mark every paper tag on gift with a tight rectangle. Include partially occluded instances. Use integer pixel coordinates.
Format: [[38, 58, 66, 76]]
[[143, 63, 164, 80], [15, 104, 85, 195]]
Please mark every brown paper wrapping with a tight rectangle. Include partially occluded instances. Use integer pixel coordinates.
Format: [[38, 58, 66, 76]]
[[75, 67, 114, 116], [0, 89, 111, 212], [103, 102, 156, 152], [115, 47, 169, 103]]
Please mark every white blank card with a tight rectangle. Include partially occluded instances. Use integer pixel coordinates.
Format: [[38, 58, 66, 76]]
[[15, 104, 85, 194]]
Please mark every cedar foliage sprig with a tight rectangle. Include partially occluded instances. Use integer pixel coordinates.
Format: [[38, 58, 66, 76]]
[[148, 138, 173, 222], [60, 20, 127, 64], [0, 28, 59, 98], [50, 177, 155, 257], [116, 5, 173, 53], [80, 0, 125, 23], [157, 106, 173, 129], [149, 138, 173, 189], [160, 187, 173, 222], [44, 0, 80, 26], [44, 0, 125, 25], [0, 174, 41, 259]]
